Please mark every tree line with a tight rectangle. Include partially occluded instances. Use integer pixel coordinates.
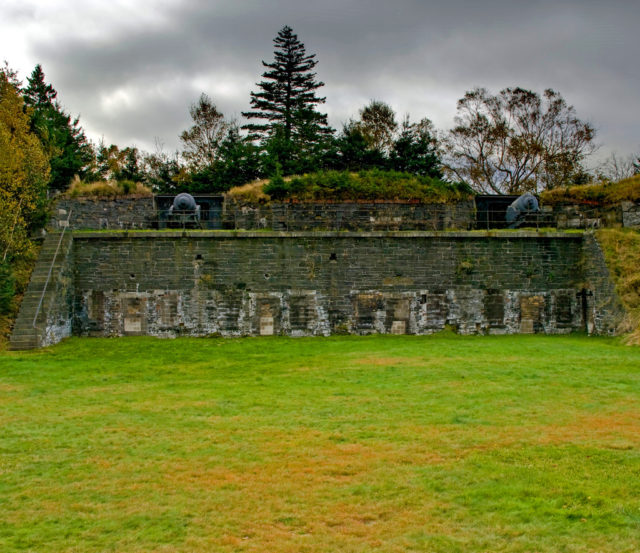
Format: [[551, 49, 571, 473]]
[[3, 25, 639, 223]]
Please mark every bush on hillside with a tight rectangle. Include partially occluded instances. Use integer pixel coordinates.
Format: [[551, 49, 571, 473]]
[[0, 262, 15, 315]]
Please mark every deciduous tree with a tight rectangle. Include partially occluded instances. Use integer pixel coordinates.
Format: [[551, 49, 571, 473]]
[[596, 152, 638, 182], [180, 93, 231, 170], [355, 100, 397, 154], [0, 68, 49, 262], [444, 87, 595, 194]]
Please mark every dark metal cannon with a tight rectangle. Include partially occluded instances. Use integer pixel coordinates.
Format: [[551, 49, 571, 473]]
[[167, 193, 202, 228], [506, 193, 540, 228]]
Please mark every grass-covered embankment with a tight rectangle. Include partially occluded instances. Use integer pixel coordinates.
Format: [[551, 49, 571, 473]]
[[541, 174, 640, 205], [597, 228, 640, 344], [228, 169, 473, 203], [1, 334, 639, 552]]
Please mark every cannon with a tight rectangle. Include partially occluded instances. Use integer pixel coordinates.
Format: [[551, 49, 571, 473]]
[[167, 193, 202, 228], [506, 193, 540, 228]]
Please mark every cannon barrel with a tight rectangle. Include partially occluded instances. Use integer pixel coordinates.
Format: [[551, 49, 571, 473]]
[[172, 193, 197, 212], [166, 193, 201, 228], [506, 193, 539, 227]]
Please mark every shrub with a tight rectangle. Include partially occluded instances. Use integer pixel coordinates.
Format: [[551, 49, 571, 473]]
[[0, 262, 15, 315], [264, 170, 289, 200]]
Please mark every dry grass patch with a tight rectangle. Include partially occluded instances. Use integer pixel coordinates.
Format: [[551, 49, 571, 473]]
[[541, 173, 640, 205], [66, 176, 152, 198]]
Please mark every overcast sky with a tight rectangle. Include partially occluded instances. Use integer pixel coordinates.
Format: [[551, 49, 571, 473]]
[[3, 0, 638, 165]]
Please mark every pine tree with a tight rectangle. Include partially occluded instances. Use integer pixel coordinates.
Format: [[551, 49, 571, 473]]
[[242, 25, 332, 173], [23, 64, 94, 192], [389, 117, 443, 178]]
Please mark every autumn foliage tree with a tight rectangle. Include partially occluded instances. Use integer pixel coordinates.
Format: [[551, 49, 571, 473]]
[[0, 67, 50, 310], [180, 93, 231, 170], [0, 69, 49, 259], [444, 87, 595, 194], [354, 100, 398, 154]]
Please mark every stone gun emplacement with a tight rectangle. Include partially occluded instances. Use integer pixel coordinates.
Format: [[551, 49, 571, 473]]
[[167, 193, 202, 228], [506, 193, 540, 228]]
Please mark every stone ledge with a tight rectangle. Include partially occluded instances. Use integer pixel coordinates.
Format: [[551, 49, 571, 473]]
[[71, 229, 585, 240]]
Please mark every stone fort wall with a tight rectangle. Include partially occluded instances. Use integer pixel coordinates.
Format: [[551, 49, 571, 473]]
[[50, 196, 640, 232], [68, 230, 622, 340]]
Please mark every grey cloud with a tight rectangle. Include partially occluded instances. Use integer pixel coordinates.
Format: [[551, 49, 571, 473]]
[[9, 0, 639, 158]]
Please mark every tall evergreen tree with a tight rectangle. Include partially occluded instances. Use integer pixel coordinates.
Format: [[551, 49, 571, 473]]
[[242, 25, 332, 174], [23, 64, 94, 192]]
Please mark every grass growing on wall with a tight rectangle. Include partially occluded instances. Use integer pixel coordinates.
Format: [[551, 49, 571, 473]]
[[1, 334, 639, 552], [540, 174, 640, 205], [597, 228, 640, 344], [227, 170, 474, 204], [65, 176, 152, 198]]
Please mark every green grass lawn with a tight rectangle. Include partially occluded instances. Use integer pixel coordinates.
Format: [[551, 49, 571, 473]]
[[1, 334, 639, 552]]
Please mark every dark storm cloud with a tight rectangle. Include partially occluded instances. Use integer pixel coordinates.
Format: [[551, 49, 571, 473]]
[[9, 0, 640, 158]]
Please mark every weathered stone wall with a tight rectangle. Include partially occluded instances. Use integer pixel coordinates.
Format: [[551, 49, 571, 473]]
[[51, 197, 155, 230], [581, 233, 627, 335], [9, 232, 75, 349], [70, 230, 609, 338], [545, 201, 640, 229], [40, 235, 75, 346], [51, 196, 640, 232], [621, 201, 640, 228], [222, 200, 476, 231]]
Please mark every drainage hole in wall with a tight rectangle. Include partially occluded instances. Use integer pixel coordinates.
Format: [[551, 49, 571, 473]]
[[329, 252, 337, 261], [129, 274, 136, 280], [195, 254, 203, 260], [264, 273, 270, 279]]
